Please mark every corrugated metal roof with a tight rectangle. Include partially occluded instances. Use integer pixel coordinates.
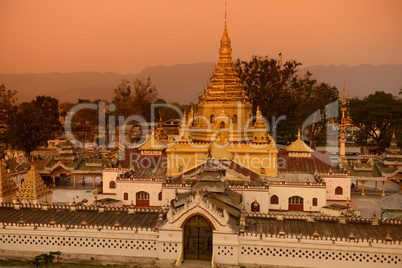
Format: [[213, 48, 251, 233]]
[[246, 216, 402, 241], [0, 206, 160, 229]]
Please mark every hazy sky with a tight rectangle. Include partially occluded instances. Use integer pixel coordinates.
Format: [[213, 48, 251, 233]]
[[1, 0, 401, 74]]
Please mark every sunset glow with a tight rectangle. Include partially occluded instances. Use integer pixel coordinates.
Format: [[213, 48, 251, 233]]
[[1, 0, 401, 74]]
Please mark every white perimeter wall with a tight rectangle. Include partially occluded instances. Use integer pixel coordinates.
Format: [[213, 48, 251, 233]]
[[0, 227, 158, 258], [238, 234, 402, 268], [1, 226, 401, 267]]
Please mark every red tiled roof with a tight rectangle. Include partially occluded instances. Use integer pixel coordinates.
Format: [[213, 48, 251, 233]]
[[277, 150, 334, 173]]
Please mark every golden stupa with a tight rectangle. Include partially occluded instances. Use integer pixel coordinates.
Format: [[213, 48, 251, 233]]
[[166, 20, 278, 177], [13, 159, 52, 204]]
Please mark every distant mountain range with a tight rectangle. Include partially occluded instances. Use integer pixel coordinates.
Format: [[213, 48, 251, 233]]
[[0, 64, 401, 104]]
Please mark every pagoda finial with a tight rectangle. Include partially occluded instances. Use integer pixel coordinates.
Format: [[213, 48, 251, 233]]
[[390, 129, 397, 146], [341, 88, 347, 106], [297, 128, 301, 140], [30, 155, 35, 170], [256, 105, 262, 116], [219, 4, 232, 62], [225, 0, 227, 21]]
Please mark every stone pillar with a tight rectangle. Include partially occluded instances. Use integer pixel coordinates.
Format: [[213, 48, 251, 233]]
[[361, 181, 366, 196], [92, 175, 96, 189], [382, 181, 386, 197], [355, 180, 359, 192], [73, 175, 77, 188], [52, 175, 56, 187], [374, 181, 378, 192]]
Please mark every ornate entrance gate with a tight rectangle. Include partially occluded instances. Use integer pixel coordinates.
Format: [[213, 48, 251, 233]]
[[183, 215, 213, 261]]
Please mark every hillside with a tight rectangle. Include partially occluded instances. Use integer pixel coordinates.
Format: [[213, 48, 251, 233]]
[[298, 64, 402, 98], [0, 64, 400, 104]]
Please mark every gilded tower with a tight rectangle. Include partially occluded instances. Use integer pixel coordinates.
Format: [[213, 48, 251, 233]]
[[166, 20, 278, 177], [192, 20, 253, 142], [13, 159, 52, 204]]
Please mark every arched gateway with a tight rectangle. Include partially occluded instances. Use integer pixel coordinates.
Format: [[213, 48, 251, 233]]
[[183, 215, 213, 261]]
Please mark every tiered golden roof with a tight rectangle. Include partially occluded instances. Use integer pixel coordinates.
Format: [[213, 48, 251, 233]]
[[286, 129, 314, 153], [140, 135, 167, 151], [14, 159, 51, 202], [0, 161, 18, 201], [254, 106, 266, 129], [199, 21, 249, 103]]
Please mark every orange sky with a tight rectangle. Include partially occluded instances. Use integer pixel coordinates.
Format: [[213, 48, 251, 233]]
[[1, 0, 401, 74]]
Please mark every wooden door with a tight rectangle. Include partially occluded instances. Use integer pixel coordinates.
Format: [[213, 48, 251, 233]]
[[183, 215, 213, 261]]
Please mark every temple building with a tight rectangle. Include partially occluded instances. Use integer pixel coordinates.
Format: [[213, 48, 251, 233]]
[[31, 141, 106, 189], [13, 159, 52, 204], [166, 21, 278, 177], [101, 20, 346, 215], [0, 17, 401, 267]]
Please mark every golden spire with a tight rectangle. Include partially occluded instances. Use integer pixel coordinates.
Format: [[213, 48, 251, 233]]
[[219, 1, 232, 66], [341, 88, 346, 106], [219, 20, 232, 62], [201, 8, 249, 103], [254, 106, 266, 130], [390, 129, 397, 146], [297, 128, 301, 140], [30, 155, 35, 171], [225, 0, 227, 20], [256, 106, 262, 116]]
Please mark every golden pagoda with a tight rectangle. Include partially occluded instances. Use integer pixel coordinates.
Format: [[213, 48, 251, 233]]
[[0, 161, 18, 203], [166, 19, 278, 177], [193, 20, 253, 141], [13, 159, 52, 204]]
